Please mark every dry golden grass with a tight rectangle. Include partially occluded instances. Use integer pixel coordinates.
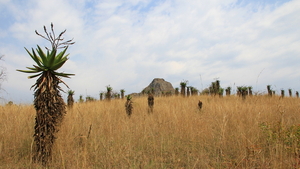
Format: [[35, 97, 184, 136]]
[[0, 95, 300, 168]]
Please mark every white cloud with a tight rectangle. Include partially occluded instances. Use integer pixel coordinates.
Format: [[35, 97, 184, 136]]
[[0, 0, 299, 103]]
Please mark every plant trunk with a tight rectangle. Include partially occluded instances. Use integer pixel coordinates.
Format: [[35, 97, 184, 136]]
[[107, 91, 111, 101], [181, 86, 185, 97], [187, 87, 190, 97], [33, 71, 66, 165], [175, 89, 179, 96], [67, 94, 74, 108], [281, 90, 285, 98], [125, 99, 133, 117], [148, 94, 154, 113]]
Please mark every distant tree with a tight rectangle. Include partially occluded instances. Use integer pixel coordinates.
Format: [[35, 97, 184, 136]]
[[106, 85, 112, 101], [200, 88, 210, 95], [237, 86, 248, 100], [99, 92, 104, 100], [281, 90, 285, 98], [288, 89, 292, 97], [166, 91, 172, 96], [215, 80, 220, 96], [79, 95, 84, 103], [190, 87, 199, 96], [219, 88, 224, 97], [267, 85, 272, 97], [67, 90, 75, 108], [175, 88, 179, 96], [0, 55, 6, 93], [147, 93, 154, 113], [225, 86, 231, 96], [120, 89, 125, 99], [113, 93, 118, 99], [7, 101, 13, 106], [248, 86, 253, 96], [86, 96, 96, 102], [125, 95, 133, 117], [180, 80, 188, 97], [186, 86, 190, 97], [207, 80, 222, 96]]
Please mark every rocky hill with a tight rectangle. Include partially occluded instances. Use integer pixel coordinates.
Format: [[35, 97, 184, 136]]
[[142, 78, 175, 95]]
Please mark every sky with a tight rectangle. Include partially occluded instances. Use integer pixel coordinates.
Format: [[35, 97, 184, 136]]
[[0, 0, 299, 104]]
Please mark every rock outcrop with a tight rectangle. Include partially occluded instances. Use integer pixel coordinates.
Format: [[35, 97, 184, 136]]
[[142, 78, 174, 96]]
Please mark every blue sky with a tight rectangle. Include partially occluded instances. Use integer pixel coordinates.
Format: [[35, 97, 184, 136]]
[[0, 0, 299, 104]]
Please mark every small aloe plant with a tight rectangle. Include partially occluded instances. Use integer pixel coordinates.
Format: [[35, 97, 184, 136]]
[[106, 85, 113, 101], [125, 95, 133, 117], [180, 80, 188, 97], [67, 90, 75, 108], [148, 93, 154, 113], [120, 89, 125, 99]]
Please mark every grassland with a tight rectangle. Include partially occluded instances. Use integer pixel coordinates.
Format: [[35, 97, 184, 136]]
[[0, 95, 299, 168]]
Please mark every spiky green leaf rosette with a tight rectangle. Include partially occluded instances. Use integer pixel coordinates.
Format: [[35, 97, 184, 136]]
[[17, 45, 74, 164], [17, 45, 74, 79]]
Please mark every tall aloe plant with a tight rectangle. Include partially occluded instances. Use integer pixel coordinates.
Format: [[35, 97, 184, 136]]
[[17, 23, 74, 165]]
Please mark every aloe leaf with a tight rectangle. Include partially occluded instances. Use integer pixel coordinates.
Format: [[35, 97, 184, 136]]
[[54, 72, 75, 78], [51, 59, 67, 70], [47, 48, 57, 68], [54, 54, 69, 66], [25, 48, 43, 68], [26, 66, 38, 71], [36, 45, 48, 67], [54, 48, 69, 65], [28, 72, 43, 79], [33, 65, 46, 71], [31, 49, 45, 68], [16, 69, 42, 73]]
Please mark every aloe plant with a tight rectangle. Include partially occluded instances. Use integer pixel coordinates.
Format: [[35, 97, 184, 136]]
[[79, 95, 84, 103], [219, 88, 224, 97], [288, 88, 292, 97], [125, 95, 133, 117], [237, 86, 248, 100], [281, 89, 285, 98], [99, 92, 104, 100], [186, 86, 190, 97], [225, 86, 231, 96], [148, 93, 154, 113], [106, 85, 113, 101], [267, 85, 272, 97], [67, 90, 75, 108], [120, 89, 125, 99], [180, 80, 188, 97], [175, 87, 179, 96], [17, 23, 74, 165], [248, 86, 253, 96]]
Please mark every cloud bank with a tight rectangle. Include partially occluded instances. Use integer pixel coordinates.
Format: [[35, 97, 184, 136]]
[[0, 0, 299, 103]]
